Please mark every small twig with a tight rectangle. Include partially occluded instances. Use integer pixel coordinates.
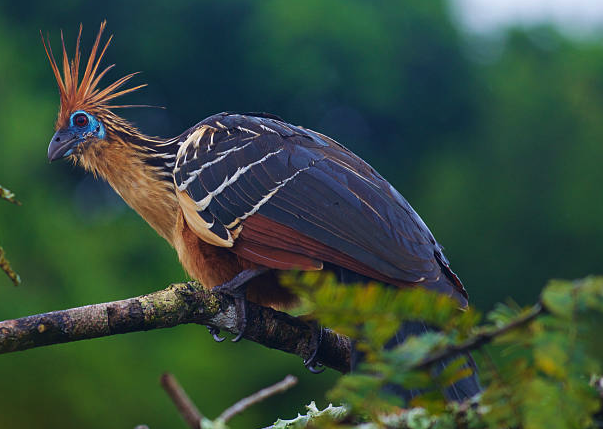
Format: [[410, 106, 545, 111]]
[[160, 372, 203, 429], [0, 185, 20, 205], [0, 184, 21, 286], [0, 246, 21, 286], [417, 302, 545, 369], [218, 375, 298, 423]]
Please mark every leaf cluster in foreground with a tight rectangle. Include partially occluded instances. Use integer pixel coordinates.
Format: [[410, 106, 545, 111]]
[[273, 274, 603, 428]]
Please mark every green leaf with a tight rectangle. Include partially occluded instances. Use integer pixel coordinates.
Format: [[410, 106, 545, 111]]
[[541, 280, 575, 318], [486, 301, 523, 327], [533, 331, 568, 378], [435, 356, 475, 387]]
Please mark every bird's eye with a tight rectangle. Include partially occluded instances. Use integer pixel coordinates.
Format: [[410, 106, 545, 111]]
[[74, 113, 89, 127]]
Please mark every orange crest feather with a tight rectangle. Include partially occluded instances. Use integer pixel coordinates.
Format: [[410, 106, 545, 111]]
[[41, 21, 146, 129]]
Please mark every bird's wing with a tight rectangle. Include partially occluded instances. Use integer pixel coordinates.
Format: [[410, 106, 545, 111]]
[[173, 113, 467, 303]]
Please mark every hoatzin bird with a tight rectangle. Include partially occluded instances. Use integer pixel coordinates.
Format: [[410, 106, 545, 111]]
[[42, 22, 480, 401]]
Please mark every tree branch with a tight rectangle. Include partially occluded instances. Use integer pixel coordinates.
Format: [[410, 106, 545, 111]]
[[416, 302, 545, 369], [0, 282, 351, 373], [161, 372, 203, 429], [0, 281, 552, 378], [219, 375, 298, 423]]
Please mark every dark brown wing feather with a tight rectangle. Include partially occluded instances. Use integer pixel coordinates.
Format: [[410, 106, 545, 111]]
[[234, 213, 421, 288], [173, 112, 468, 305]]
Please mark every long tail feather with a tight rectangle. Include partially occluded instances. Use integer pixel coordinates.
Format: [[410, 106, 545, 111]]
[[329, 264, 481, 402], [382, 320, 481, 402]]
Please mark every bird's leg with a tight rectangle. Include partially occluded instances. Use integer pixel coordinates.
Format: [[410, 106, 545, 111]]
[[304, 321, 325, 374], [212, 268, 268, 343]]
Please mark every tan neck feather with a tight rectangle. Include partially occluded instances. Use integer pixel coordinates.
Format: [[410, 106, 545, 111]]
[[77, 139, 179, 245]]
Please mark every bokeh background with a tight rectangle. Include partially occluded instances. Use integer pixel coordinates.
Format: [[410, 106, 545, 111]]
[[1, 0, 602, 427]]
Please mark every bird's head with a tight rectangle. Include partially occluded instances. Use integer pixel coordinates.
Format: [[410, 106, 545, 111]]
[[42, 21, 146, 162], [48, 110, 106, 161]]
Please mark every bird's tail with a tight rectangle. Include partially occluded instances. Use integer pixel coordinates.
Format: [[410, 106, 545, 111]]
[[381, 320, 481, 402], [329, 264, 481, 402]]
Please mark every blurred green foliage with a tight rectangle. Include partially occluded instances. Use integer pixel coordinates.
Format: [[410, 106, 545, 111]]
[[0, 0, 602, 427]]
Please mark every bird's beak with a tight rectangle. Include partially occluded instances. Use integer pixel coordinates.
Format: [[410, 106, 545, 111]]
[[48, 130, 79, 162]]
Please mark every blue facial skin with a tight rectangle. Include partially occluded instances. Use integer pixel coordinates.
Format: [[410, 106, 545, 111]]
[[48, 111, 105, 161], [65, 111, 105, 156]]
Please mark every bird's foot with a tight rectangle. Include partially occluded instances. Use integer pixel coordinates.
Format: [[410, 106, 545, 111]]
[[304, 323, 325, 374], [212, 268, 267, 343], [206, 325, 225, 342]]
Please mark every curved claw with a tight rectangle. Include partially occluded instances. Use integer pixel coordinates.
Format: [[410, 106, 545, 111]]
[[213, 332, 226, 342], [211, 269, 262, 343], [206, 325, 225, 342], [304, 360, 325, 374], [302, 324, 325, 374], [232, 331, 244, 343]]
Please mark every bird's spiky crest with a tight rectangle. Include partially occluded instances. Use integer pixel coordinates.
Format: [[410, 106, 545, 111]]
[[41, 21, 146, 130]]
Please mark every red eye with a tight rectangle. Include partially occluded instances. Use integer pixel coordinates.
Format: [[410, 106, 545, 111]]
[[74, 113, 89, 127]]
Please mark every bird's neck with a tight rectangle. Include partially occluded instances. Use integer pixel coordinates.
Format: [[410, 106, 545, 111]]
[[77, 131, 181, 244]]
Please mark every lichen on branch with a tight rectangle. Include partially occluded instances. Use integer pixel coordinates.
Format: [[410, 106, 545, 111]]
[[0, 282, 351, 373]]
